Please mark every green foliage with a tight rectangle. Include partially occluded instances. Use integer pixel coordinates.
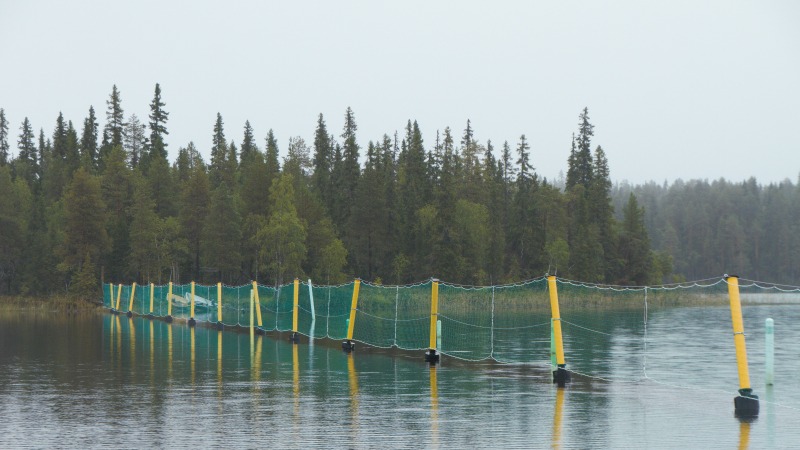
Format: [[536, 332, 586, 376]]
[[201, 182, 242, 282], [59, 168, 109, 287], [257, 173, 307, 285], [4, 95, 797, 297]]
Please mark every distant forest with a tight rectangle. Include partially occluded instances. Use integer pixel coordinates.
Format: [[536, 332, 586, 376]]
[[0, 85, 797, 299]]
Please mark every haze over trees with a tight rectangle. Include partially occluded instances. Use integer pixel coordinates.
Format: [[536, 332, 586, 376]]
[[0, 86, 797, 300]]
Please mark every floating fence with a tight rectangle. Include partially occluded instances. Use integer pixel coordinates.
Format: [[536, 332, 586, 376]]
[[103, 275, 800, 417]]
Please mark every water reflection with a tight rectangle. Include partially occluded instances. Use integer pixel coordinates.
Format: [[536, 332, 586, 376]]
[[738, 420, 751, 450], [552, 387, 565, 449], [430, 366, 439, 447], [347, 353, 359, 432], [2, 309, 800, 448]]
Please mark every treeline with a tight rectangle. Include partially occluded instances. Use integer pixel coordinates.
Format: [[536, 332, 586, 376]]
[[612, 177, 800, 285], [0, 83, 708, 299]]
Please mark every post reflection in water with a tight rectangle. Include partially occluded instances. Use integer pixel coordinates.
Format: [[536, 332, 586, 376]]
[[115, 316, 122, 368], [217, 330, 223, 395], [190, 326, 196, 386], [347, 353, 359, 431], [552, 387, 565, 449], [251, 335, 263, 384], [149, 320, 155, 386], [738, 419, 751, 450], [430, 366, 439, 447], [167, 323, 173, 379], [293, 343, 300, 425], [109, 315, 115, 364]]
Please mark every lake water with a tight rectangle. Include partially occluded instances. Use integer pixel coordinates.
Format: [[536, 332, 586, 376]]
[[1, 304, 799, 448]]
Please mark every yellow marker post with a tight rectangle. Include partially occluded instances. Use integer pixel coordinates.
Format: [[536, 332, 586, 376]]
[[291, 278, 300, 342], [548, 276, 569, 386], [190, 281, 196, 319], [217, 282, 223, 324], [127, 282, 137, 315], [115, 284, 123, 311], [425, 279, 440, 364], [149, 283, 154, 315], [167, 282, 173, 320], [249, 289, 255, 344], [292, 278, 300, 332], [108, 284, 114, 310], [727, 275, 759, 417], [251, 281, 263, 328], [343, 279, 361, 351]]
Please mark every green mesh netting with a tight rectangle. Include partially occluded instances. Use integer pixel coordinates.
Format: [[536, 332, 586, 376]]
[[102, 276, 799, 391]]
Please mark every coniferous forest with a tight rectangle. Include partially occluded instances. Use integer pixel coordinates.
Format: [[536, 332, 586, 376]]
[[0, 85, 798, 299]]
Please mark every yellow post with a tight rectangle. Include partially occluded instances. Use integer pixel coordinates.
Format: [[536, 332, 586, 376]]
[[252, 281, 263, 327], [127, 282, 137, 313], [190, 281, 196, 319], [292, 278, 300, 333], [108, 283, 113, 309], [217, 282, 223, 323], [425, 280, 441, 363], [149, 283, 154, 314], [548, 276, 569, 386], [167, 282, 173, 317], [346, 279, 361, 341], [115, 284, 123, 311], [727, 275, 759, 417], [250, 288, 255, 341]]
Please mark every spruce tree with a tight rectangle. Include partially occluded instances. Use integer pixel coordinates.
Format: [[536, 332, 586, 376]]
[[0, 108, 9, 166], [59, 167, 110, 288], [202, 182, 242, 282], [179, 164, 210, 280], [16, 117, 38, 186], [148, 83, 169, 161], [123, 114, 147, 169], [100, 145, 133, 281], [311, 113, 332, 208], [104, 85, 125, 151], [240, 120, 258, 164], [340, 107, 361, 209], [265, 129, 280, 191], [79, 106, 99, 172], [209, 113, 227, 187]]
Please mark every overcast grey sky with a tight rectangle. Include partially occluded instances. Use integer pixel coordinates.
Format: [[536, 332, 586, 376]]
[[2, 1, 798, 185]]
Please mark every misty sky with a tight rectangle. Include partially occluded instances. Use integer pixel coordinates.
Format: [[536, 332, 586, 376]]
[[1, 1, 798, 185]]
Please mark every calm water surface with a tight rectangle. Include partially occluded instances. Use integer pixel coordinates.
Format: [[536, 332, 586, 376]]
[[1, 304, 799, 448]]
